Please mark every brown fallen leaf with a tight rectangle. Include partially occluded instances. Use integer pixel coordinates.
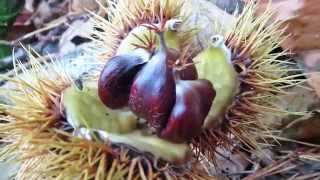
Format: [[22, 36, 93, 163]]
[[6, 9, 35, 41], [300, 50, 320, 98], [184, 0, 235, 48], [59, 18, 93, 55], [282, 111, 320, 142], [245, 0, 320, 52], [309, 72, 320, 98], [25, 0, 35, 12], [71, 0, 100, 14], [271, 84, 318, 130], [247, 1, 320, 98], [301, 50, 320, 70], [32, 0, 69, 28]]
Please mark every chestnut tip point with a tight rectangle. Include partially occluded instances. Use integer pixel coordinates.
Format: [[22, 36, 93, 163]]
[[210, 35, 232, 63], [74, 78, 83, 90], [210, 35, 224, 48], [165, 19, 183, 31], [141, 19, 183, 33]]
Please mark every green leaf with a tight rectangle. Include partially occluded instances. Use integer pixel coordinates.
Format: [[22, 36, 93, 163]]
[[0, 44, 11, 59], [0, 0, 24, 21], [0, 0, 24, 37]]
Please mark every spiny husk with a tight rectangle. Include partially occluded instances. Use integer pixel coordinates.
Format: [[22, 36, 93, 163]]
[[193, 2, 307, 160], [0, 52, 210, 179], [242, 148, 320, 179], [91, 0, 306, 171], [11, 129, 210, 179], [90, 0, 196, 60], [0, 50, 73, 127], [0, 0, 308, 179]]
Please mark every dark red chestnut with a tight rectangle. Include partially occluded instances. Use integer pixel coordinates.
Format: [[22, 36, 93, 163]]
[[129, 32, 176, 131], [160, 78, 215, 143], [98, 55, 146, 109]]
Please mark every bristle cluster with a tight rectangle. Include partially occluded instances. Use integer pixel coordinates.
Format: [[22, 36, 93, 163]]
[[90, 0, 194, 60], [226, 3, 306, 149], [193, 2, 306, 158], [11, 131, 116, 179], [0, 51, 72, 128]]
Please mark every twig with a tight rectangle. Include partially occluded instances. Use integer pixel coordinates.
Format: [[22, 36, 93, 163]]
[[243, 152, 298, 180], [0, 13, 83, 46], [0, 22, 63, 46], [264, 135, 320, 148], [295, 172, 320, 180], [1, 54, 53, 81]]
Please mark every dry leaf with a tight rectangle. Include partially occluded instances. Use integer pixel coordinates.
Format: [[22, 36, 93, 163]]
[[184, 0, 235, 48], [71, 0, 100, 14], [32, 0, 68, 28], [301, 50, 320, 98], [213, 0, 245, 14], [209, 148, 250, 180], [6, 9, 35, 41], [282, 111, 320, 142], [59, 19, 93, 55], [309, 72, 320, 98], [25, 0, 37, 12], [249, 0, 320, 52]]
